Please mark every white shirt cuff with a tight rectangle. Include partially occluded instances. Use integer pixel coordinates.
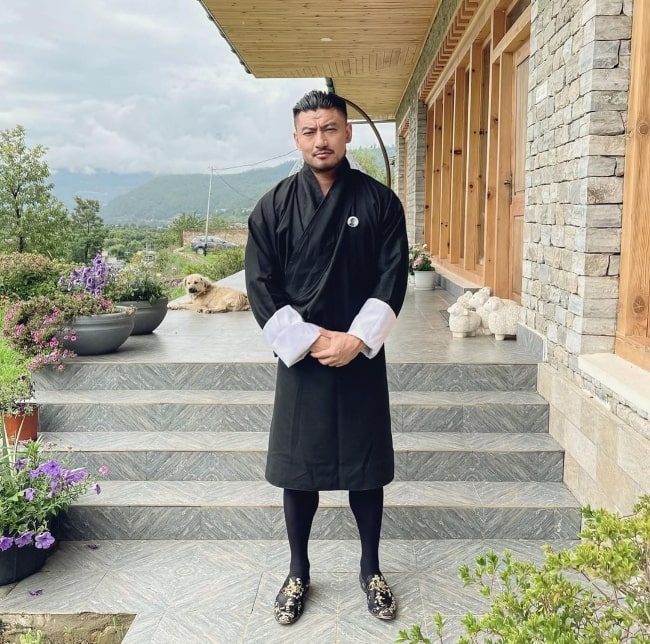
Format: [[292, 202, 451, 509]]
[[347, 298, 397, 359], [262, 305, 320, 367]]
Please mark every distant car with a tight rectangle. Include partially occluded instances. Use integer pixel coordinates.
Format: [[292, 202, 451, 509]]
[[190, 235, 237, 255]]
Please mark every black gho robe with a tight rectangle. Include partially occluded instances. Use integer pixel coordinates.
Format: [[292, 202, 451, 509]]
[[245, 158, 408, 491]]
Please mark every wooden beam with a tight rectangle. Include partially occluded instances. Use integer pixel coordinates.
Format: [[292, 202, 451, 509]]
[[493, 51, 514, 298], [450, 65, 468, 264], [483, 58, 501, 292], [490, 5, 531, 62], [464, 42, 483, 272], [424, 105, 434, 248], [616, 0, 650, 369], [431, 98, 444, 256], [439, 83, 454, 260]]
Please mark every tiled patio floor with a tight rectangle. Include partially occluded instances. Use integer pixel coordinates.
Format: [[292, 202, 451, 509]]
[[0, 273, 576, 643]]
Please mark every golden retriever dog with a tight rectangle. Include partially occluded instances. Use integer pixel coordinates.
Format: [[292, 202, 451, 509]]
[[168, 274, 250, 313]]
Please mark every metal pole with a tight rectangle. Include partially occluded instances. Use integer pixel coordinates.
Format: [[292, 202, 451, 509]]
[[204, 167, 213, 242], [341, 97, 391, 188]]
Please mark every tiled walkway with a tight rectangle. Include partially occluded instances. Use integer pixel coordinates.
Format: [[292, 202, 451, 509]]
[[0, 274, 576, 643]]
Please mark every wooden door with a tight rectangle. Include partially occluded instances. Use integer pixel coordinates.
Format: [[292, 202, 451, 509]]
[[509, 40, 529, 304]]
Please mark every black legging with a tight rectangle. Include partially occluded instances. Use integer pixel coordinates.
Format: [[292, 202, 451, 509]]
[[283, 487, 384, 580]]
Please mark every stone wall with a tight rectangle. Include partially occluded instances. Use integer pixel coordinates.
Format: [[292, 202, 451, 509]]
[[399, 102, 428, 244], [539, 362, 650, 514], [525, 0, 649, 513], [524, 0, 632, 373]]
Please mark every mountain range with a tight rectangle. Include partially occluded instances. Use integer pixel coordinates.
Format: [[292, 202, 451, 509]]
[[50, 162, 297, 226], [50, 146, 393, 227]]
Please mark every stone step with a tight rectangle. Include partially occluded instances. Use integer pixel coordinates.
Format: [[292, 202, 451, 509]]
[[34, 361, 538, 392], [37, 390, 548, 434], [43, 431, 564, 483], [59, 480, 581, 541]]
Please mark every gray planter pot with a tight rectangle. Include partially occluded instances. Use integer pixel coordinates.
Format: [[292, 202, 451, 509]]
[[61, 306, 135, 355], [119, 297, 169, 335]]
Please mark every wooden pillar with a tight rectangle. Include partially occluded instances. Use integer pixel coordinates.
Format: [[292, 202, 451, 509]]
[[450, 65, 467, 264], [464, 43, 483, 271], [439, 82, 454, 260], [616, 0, 650, 368]]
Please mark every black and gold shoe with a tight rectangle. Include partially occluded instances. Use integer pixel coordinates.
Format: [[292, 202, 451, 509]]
[[274, 575, 310, 625], [359, 573, 397, 620]]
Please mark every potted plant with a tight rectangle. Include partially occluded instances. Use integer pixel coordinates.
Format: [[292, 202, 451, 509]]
[[0, 435, 105, 585], [3, 291, 133, 359], [55, 255, 136, 353], [0, 341, 37, 444], [409, 244, 436, 289], [104, 265, 170, 334]]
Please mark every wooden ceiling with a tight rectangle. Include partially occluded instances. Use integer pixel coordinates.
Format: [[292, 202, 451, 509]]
[[199, 0, 443, 121]]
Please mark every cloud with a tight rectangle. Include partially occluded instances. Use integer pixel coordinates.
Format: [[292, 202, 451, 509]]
[[0, 0, 395, 175]]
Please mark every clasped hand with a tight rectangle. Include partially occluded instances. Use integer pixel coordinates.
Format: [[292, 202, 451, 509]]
[[310, 328, 365, 367]]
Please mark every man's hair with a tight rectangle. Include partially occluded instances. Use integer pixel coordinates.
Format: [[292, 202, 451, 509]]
[[292, 90, 347, 120]]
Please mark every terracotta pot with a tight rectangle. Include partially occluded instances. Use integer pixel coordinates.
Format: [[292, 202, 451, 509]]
[[2, 407, 38, 444]]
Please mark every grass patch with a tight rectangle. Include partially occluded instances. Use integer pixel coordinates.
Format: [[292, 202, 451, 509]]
[[0, 613, 134, 644]]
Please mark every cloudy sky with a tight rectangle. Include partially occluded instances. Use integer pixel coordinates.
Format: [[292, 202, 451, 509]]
[[0, 0, 395, 176]]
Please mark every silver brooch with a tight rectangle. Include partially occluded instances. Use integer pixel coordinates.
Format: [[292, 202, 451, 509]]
[[347, 216, 359, 228]]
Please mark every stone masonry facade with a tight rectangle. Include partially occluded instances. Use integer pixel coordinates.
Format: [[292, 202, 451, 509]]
[[395, 0, 649, 513], [525, 0, 650, 512], [525, 0, 631, 374]]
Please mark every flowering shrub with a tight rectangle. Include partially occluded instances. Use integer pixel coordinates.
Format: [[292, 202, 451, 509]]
[[3, 293, 117, 370], [409, 244, 434, 272], [59, 254, 118, 296], [0, 436, 105, 551], [0, 254, 71, 300]]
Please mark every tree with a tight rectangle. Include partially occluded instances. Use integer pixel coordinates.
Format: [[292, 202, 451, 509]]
[[70, 196, 106, 263], [350, 147, 387, 185], [168, 212, 204, 247], [0, 125, 69, 255]]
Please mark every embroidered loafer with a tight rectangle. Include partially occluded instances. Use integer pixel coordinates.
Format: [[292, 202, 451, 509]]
[[274, 575, 310, 625], [359, 572, 397, 620]]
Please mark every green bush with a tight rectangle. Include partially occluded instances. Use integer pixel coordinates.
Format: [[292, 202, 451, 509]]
[[155, 246, 245, 289], [0, 254, 71, 299], [199, 246, 246, 281], [397, 496, 650, 644]]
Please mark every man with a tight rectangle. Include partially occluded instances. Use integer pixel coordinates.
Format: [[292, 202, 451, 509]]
[[245, 90, 408, 625]]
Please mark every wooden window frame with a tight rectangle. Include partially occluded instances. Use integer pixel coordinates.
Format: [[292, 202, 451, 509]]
[[422, 0, 530, 294]]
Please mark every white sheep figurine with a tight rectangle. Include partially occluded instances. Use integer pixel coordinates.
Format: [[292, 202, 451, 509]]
[[468, 287, 492, 335], [447, 301, 482, 338], [483, 296, 521, 340]]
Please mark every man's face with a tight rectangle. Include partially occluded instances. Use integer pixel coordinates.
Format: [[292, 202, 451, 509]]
[[293, 108, 352, 174]]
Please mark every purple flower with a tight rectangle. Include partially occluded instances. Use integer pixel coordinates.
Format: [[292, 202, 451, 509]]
[[35, 532, 55, 550], [15, 531, 33, 547], [65, 470, 89, 484], [24, 487, 36, 501], [14, 458, 28, 471], [41, 460, 62, 476], [0, 536, 14, 551], [92, 483, 101, 494]]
